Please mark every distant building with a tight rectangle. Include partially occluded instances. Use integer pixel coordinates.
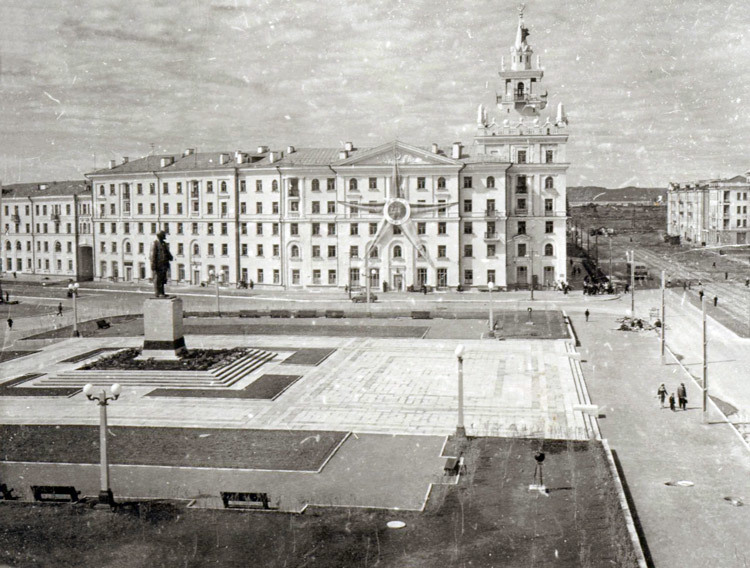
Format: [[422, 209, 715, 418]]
[[667, 174, 750, 245], [0, 181, 94, 278]]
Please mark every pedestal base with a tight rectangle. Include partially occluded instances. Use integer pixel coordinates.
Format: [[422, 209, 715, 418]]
[[139, 297, 186, 360]]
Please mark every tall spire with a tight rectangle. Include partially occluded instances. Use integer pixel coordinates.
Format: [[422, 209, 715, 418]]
[[514, 4, 529, 50]]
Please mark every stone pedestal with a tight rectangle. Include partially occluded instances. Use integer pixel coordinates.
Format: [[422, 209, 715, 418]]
[[140, 297, 186, 360]]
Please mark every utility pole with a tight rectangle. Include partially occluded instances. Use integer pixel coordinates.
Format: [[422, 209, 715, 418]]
[[530, 250, 535, 301], [627, 250, 635, 315], [608, 236, 613, 283], [660, 270, 666, 360], [702, 294, 708, 423]]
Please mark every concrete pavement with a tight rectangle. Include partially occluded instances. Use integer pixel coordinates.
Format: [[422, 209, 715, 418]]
[[573, 294, 750, 568]]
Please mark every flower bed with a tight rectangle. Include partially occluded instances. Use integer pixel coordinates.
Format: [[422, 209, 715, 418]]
[[79, 347, 250, 371]]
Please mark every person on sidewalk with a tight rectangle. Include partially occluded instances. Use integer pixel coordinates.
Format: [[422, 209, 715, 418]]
[[6, 318, 12, 330], [713, 296, 718, 307], [669, 393, 676, 412], [677, 383, 688, 411], [57, 302, 63, 317], [585, 309, 590, 322], [657, 383, 668, 408]]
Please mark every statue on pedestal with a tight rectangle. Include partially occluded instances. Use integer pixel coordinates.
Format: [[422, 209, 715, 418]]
[[150, 231, 173, 298]]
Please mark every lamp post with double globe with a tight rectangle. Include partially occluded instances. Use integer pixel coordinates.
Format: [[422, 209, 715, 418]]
[[82, 383, 122, 508], [67, 281, 80, 337], [455, 344, 466, 437], [487, 281, 495, 334]]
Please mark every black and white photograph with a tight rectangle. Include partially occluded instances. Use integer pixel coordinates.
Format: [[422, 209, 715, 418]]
[[1, 1, 749, 566]]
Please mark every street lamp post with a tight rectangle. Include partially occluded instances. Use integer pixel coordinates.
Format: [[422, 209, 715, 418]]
[[455, 345, 466, 437], [209, 269, 221, 317], [702, 295, 708, 423], [82, 383, 122, 508], [660, 270, 666, 360], [68, 281, 80, 337], [487, 281, 495, 334]]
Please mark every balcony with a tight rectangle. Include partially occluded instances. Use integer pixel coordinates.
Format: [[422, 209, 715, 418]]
[[484, 231, 499, 240], [484, 209, 499, 218], [289, 189, 299, 197], [515, 208, 528, 215], [10, 214, 20, 224], [51, 213, 60, 222], [515, 186, 527, 194]]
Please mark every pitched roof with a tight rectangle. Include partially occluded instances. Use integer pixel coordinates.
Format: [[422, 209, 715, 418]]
[[2, 180, 91, 199]]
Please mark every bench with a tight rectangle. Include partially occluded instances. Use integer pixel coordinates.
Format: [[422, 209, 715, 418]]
[[325, 310, 344, 319], [239, 310, 263, 318], [443, 457, 459, 476], [411, 311, 431, 320], [96, 319, 111, 330], [0, 483, 17, 500], [295, 310, 318, 318], [31, 485, 80, 503], [269, 310, 291, 318], [220, 491, 271, 509]]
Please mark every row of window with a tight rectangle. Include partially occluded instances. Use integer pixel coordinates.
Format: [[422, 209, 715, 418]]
[[4, 257, 73, 272], [5, 240, 75, 253], [3, 203, 91, 217], [3, 222, 91, 235]]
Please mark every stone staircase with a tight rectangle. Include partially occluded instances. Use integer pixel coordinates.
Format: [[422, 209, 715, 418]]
[[38, 349, 277, 388]]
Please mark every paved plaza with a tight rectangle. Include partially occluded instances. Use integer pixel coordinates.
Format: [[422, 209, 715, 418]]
[[0, 326, 591, 439]]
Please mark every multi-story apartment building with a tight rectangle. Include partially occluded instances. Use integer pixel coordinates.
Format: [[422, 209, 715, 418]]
[[0, 181, 94, 278], [668, 174, 750, 246], [85, 8, 568, 291]]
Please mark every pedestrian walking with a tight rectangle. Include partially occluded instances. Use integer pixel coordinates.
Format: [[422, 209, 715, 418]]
[[713, 296, 718, 307], [6, 318, 12, 330], [585, 309, 590, 322], [657, 383, 668, 408], [57, 302, 63, 317], [669, 393, 676, 412], [699, 290, 704, 301], [677, 383, 687, 411]]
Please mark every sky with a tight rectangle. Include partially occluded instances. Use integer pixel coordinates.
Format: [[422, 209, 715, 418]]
[[1, 0, 749, 187]]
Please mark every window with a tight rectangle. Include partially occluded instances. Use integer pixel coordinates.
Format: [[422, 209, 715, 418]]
[[437, 268, 447, 288], [327, 245, 336, 258], [221, 223, 228, 235], [545, 198, 553, 212], [312, 201, 320, 214], [464, 245, 473, 257], [327, 201, 335, 213], [220, 181, 227, 193], [393, 245, 402, 259], [464, 270, 473, 285], [206, 181, 213, 193], [109, 184, 115, 196], [350, 245, 359, 258], [516, 176, 527, 193], [207, 223, 214, 235], [438, 245, 447, 259], [463, 177, 473, 189], [517, 221, 526, 235], [350, 223, 359, 235], [124, 241, 131, 254], [517, 198, 527, 211], [272, 223, 279, 235], [290, 223, 299, 236], [312, 223, 320, 236], [177, 203, 183, 215], [272, 202, 279, 214], [487, 244, 496, 257], [518, 243, 527, 256], [176, 182, 182, 194], [291, 245, 299, 258], [463, 199, 472, 213], [349, 179, 358, 191], [273, 269, 280, 284], [162, 182, 169, 194], [272, 180, 278, 192], [54, 241, 62, 252], [327, 223, 336, 236], [163, 203, 169, 214], [99, 185, 105, 196], [312, 269, 321, 284], [463, 222, 472, 235], [487, 270, 496, 285], [312, 179, 320, 191], [110, 204, 116, 215], [517, 150, 527, 163], [545, 150, 554, 163], [207, 244, 215, 256], [545, 221, 554, 233], [150, 204, 156, 214], [240, 180, 246, 192], [417, 177, 426, 189], [241, 244, 248, 256], [150, 183, 156, 195], [438, 222, 447, 235], [138, 243, 145, 254], [312, 245, 321, 258], [192, 223, 198, 235], [220, 202, 227, 216], [545, 243, 554, 256], [417, 222, 426, 235], [545, 177, 554, 189], [100, 242, 106, 253], [369, 178, 377, 190], [256, 202, 263, 214], [369, 246, 379, 259], [273, 244, 279, 257], [369, 223, 377, 235], [207, 202, 214, 214], [328, 270, 336, 285], [256, 223, 263, 235], [437, 177, 446, 189], [486, 176, 495, 188], [257, 269, 264, 283], [327, 178, 335, 191]]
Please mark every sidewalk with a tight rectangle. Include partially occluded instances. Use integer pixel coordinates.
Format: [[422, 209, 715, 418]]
[[573, 298, 750, 568]]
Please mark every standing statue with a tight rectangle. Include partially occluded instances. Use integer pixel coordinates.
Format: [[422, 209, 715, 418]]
[[150, 231, 173, 297]]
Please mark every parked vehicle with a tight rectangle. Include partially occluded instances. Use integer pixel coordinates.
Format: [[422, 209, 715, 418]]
[[626, 262, 649, 280], [351, 293, 377, 303]]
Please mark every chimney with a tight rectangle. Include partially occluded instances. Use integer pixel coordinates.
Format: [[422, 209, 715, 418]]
[[257, 145, 269, 154], [122, 156, 129, 164], [219, 153, 230, 165], [108, 159, 117, 169], [235, 151, 246, 165], [286, 145, 295, 154], [269, 151, 283, 163], [183, 148, 195, 156], [344, 142, 353, 152], [160, 156, 173, 168], [451, 142, 462, 159], [556, 102, 568, 126], [431, 143, 439, 154], [339, 150, 349, 160]]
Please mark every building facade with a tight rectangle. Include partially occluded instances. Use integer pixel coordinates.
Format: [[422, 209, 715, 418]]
[[83, 8, 568, 291], [0, 181, 94, 279], [668, 174, 750, 246]]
